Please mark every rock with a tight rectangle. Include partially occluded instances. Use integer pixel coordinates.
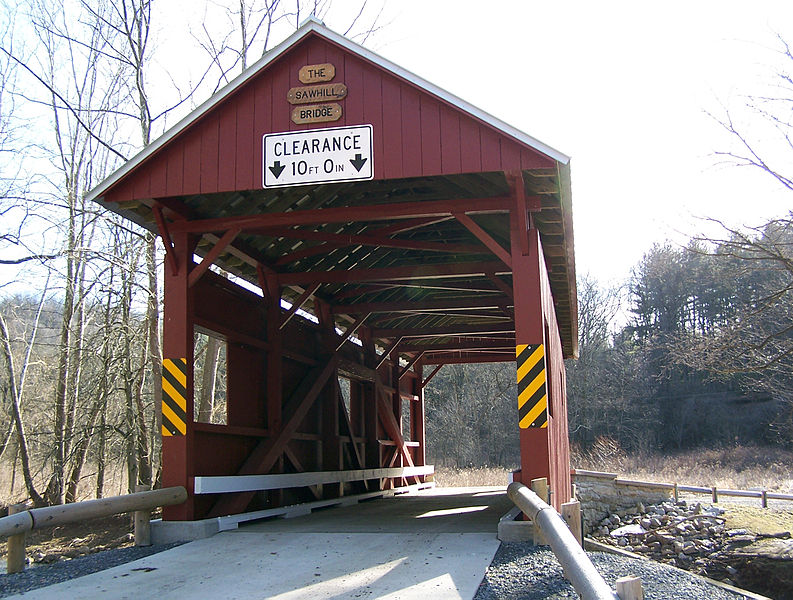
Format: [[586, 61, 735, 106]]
[[610, 524, 647, 537], [640, 518, 652, 529]]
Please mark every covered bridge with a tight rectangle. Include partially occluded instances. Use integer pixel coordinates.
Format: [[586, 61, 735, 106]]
[[87, 17, 577, 522]]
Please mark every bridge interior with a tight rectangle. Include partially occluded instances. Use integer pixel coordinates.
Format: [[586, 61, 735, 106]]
[[87, 18, 577, 522]]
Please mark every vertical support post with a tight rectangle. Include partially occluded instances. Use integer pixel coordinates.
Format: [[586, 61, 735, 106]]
[[561, 499, 583, 547], [263, 270, 284, 506], [411, 361, 426, 481], [390, 347, 403, 488], [673, 482, 679, 502], [317, 299, 342, 498], [762, 489, 768, 508], [162, 231, 196, 521], [134, 484, 152, 546], [6, 502, 28, 574], [510, 202, 551, 494], [360, 328, 381, 490], [712, 486, 718, 503]]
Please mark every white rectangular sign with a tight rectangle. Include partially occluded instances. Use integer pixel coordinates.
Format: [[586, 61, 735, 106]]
[[263, 124, 373, 188]]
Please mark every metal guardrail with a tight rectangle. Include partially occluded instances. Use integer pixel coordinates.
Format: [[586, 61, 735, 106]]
[[0, 486, 187, 574], [507, 482, 621, 600], [573, 469, 793, 506]]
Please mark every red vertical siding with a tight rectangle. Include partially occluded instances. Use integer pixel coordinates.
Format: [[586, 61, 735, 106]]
[[102, 32, 557, 204]]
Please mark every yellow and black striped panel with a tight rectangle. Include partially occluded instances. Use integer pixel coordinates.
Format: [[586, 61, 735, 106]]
[[516, 344, 548, 429], [162, 358, 187, 437]]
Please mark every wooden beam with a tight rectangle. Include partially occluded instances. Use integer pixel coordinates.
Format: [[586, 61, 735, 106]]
[[170, 196, 511, 234], [278, 260, 506, 286], [400, 338, 514, 353], [421, 365, 443, 389], [152, 205, 178, 275], [188, 228, 240, 287], [485, 270, 514, 298], [335, 312, 371, 351], [280, 283, 320, 329], [398, 352, 424, 381], [332, 296, 512, 315], [207, 355, 340, 517], [454, 212, 512, 268], [422, 352, 514, 365], [282, 447, 322, 501], [372, 322, 514, 339], [375, 337, 402, 370]]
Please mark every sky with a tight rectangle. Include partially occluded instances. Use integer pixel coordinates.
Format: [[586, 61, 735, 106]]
[[5, 1, 792, 292], [355, 1, 793, 283]]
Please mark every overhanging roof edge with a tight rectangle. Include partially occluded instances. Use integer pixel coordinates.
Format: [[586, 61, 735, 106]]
[[87, 20, 570, 203]]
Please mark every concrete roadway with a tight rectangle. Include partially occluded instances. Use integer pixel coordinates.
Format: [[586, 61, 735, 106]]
[[10, 486, 511, 599]]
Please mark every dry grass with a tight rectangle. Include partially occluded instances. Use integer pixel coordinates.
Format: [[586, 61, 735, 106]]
[[433, 466, 511, 487], [573, 442, 793, 493]]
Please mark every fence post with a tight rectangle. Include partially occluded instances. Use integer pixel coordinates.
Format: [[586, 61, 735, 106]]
[[530, 478, 549, 545], [561, 500, 583, 547], [761, 489, 767, 508], [134, 485, 151, 547], [673, 482, 678, 502], [711, 486, 718, 503], [616, 575, 644, 600], [7, 503, 29, 574]]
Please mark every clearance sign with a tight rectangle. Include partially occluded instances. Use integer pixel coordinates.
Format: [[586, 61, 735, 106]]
[[263, 125, 373, 188]]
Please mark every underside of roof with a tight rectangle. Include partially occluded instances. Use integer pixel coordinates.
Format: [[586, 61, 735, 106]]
[[89, 19, 578, 359]]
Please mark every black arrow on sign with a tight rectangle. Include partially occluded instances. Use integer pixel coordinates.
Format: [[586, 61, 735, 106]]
[[269, 161, 285, 178], [350, 153, 367, 172]]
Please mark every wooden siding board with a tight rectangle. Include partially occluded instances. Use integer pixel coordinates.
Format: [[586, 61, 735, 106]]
[[217, 101, 238, 191], [235, 86, 255, 191], [419, 96, 442, 176], [439, 105, 461, 175], [150, 153, 167, 198], [183, 130, 202, 195], [480, 126, 502, 172], [381, 77, 403, 179], [361, 65, 384, 180], [166, 142, 184, 197], [200, 113, 220, 194], [252, 78, 272, 189], [325, 44, 347, 127], [343, 54, 364, 127], [500, 138, 522, 172], [459, 116, 482, 173], [270, 58, 292, 134], [400, 86, 422, 178]]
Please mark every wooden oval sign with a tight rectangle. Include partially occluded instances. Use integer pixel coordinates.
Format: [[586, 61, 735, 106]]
[[287, 83, 348, 105], [298, 63, 335, 84], [291, 103, 343, 124]]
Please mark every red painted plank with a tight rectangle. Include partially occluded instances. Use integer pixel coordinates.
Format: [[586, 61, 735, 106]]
[[132, 160, 151, 199], [235, 86, 255, 190], [269, 58, 292, 134], [439, 105, 461, 175], [361, 65, 384, 179], [217, 101, 237, 191], [166, 142, 184, 196], [381, 77, 403, 179], [182, 129, 202, 195], [500, 138, 522, 172], [200, 113, 220, 193], [459, 115, 482, 173], [343, 54, 364, 126], [480, 126, 502, 172], [150, 151, 167, 198], [419, 96, 441, 176], [325, 43, 347, 127], [520, 147, 554, 170], [252, 77, 273, 189], [400, 86, 422, 177]]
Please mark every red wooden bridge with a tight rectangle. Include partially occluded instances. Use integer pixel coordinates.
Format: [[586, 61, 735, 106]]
[[87, 16, 577, 524]]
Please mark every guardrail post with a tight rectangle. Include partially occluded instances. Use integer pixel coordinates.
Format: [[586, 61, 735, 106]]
[[761, 489, 767, 508], [711, 486, 718, 503], [134, 485, 151, 547], [673, 482, 678, 502], [530, 478, 548, 545], [7, 502, 29, 574], [616, 576, 643, 600], [561, 499, 583, 547]]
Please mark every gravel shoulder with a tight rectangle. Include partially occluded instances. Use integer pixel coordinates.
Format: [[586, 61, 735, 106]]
[[475, 542, 755, 600]]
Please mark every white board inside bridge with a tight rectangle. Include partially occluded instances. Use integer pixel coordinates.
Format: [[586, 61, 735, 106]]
[[263, 124, 373, 188]]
